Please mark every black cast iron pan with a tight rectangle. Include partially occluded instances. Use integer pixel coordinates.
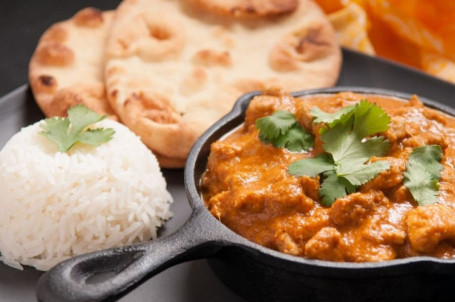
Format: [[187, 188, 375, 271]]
[[36, 87, 455, 302]]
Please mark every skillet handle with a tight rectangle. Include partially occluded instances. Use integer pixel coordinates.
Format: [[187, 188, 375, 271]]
[[36, 209, 224, 302]]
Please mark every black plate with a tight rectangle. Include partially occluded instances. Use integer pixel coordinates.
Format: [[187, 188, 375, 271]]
[[2, 48, 455, 302]]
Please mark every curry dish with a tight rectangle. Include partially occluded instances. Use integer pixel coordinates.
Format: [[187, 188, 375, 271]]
[[201, 89, 455, 262]]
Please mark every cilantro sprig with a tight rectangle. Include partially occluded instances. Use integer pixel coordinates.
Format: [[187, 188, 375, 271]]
[[40, 105, 115, 152], [289, 100, 391, 206], [404, 145, 443, 206], [255, 110, 313, 152]]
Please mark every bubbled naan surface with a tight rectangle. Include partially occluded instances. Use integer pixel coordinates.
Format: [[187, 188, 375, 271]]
[[104, 0, 341, 168], [29, 8, 118, 120]]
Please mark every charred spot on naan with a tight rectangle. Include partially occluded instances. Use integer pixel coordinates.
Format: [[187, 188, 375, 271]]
[[34, 43, 75, 67], [74, 7, 105, 27], [124, 92, 181, 124], [269, 24, 336, 71], [48, 89, 85, 117], [192, 49, 232, 67], [295, 26, 333, 56], [121, 92, 203, 160], [31, 75, 58, 95]]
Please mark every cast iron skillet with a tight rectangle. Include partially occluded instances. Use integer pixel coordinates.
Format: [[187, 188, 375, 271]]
[[36, 87, 455, 302]]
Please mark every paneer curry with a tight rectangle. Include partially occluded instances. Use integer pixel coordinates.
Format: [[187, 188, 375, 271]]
[[201, 88, 455, 262]]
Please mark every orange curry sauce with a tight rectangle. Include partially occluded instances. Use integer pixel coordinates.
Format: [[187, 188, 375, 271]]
[[201, 89, 455, 262]]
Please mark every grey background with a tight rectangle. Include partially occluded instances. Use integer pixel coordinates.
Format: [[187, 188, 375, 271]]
[[0, 0, 122, 98]]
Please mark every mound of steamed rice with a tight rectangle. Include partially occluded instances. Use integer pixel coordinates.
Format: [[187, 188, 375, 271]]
[[0, 119, 173, 271]]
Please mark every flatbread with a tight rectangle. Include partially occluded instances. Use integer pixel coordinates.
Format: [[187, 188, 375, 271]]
[[105, 0, 341, 167], [186, 0, 299, 18], [29, 8, 117, 119]]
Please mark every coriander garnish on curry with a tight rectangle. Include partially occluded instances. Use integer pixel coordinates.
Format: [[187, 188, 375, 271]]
[[201, 89, 454, 262], [287, 100, 392, 206]]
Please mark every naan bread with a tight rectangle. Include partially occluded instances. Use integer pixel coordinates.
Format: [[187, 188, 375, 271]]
[[29, 8, 117, 119], [105, 0, 341, 167], [187, 0, 299, 18]]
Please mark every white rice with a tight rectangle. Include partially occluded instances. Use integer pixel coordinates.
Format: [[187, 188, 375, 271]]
[[0, 119, 173, 271]]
